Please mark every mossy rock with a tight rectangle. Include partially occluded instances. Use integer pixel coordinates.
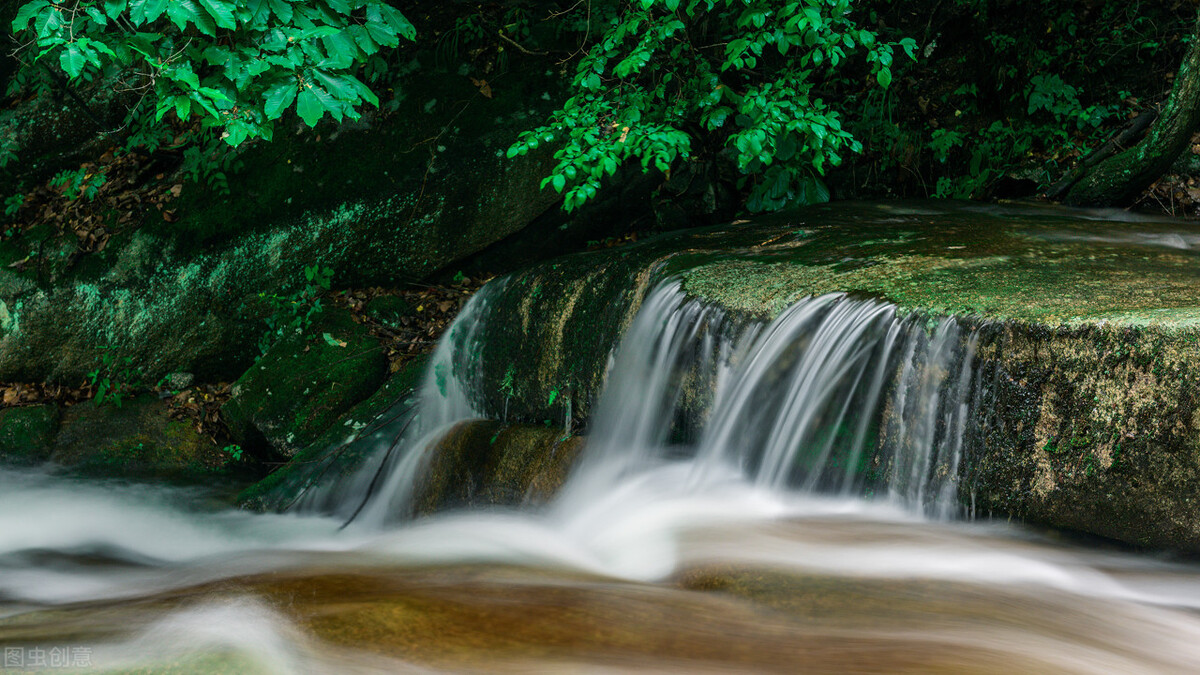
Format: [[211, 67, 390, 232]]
[[0, 55, 569, 385], [49, 396, 227, 479], [237, 355, 428, 512], [0, 404, 61, 465], [462, 200, 1200, 552], [222, 308, 388, 459], [411, 420, 585, 517]]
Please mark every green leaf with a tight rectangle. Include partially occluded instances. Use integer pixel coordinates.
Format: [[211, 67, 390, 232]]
[[12, 1, 50, 32], [267, 0, 292, 23], [876, 68, 892, 88], [59, 44, 88, 79], [296, 86, 325, 127], [376, 3, 416, 41], [197, 0, 237, 29], [104, 0, 127, 19]]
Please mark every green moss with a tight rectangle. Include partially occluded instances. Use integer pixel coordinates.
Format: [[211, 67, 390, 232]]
[[0, 404, 60, 465], [237, 355, 429, 511], [222, 308, 388, 458], [48, 396, 229, 480]]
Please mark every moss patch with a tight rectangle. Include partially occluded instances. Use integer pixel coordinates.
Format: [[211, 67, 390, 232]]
[[49, 396, 227, 479], [0, 404, 60, 465], [223, 308, 388, 459]]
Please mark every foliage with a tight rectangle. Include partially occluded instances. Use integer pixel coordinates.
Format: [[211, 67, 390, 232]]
[[49, 167, 107, 201], [221, 443, 244, 462], [8, 0, 416, 150], [87, 347, 144, 407], [855, 0, 1191, 199], [256, 263, 334, 356], [509, 0, 915, 213]]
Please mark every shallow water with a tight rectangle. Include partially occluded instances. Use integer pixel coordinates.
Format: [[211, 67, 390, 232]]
[[5, 465, 1200, 673]]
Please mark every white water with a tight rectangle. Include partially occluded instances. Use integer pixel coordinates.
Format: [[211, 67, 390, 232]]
[[6, 278, 1200, 671]]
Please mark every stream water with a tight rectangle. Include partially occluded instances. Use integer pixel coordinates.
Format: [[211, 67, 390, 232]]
[[4, 279, 1200, 672]]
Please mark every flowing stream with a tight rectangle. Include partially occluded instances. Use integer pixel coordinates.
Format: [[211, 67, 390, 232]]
[[4, 278, 1200, 672]]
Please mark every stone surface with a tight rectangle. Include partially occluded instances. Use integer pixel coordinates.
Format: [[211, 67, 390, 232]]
[[459, 200, 1200, 552], [237, 356, 428, 512], [0, 56, 567, 384], [0, 405, 60, 465], [223, 308, 388, 459], [49, 396, 226, 479], [411, 420, 585, 517]]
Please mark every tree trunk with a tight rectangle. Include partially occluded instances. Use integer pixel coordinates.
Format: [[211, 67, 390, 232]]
[[1060, 10, 1200, 207]]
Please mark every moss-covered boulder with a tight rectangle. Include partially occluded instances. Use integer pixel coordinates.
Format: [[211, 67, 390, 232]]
[[223, 308, 388, 459], [457, 200, 1200, 552], [49, 396, 227, 479], [0, 54, 569, 385], [0, 404, 60, 465], [411, 420, 585, 517], [967, 324, 1200, 551], [237, 356, 428, 512]]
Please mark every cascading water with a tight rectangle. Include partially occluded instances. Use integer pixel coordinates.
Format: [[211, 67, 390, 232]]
[[289, 279, 506, 526], [308, 277, 981, 526], [12, 266, 1200, 674], [553, 280, 980, 521]]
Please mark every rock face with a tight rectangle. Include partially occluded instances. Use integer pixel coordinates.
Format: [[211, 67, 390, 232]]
[[0, 56, 567, 384], [236, 356, 428, 512], [412, 420, 585, 517], [453, 201, 1200, 552]]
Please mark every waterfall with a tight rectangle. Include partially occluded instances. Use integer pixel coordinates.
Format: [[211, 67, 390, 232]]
[[303, 277, 981, 524], [291, 280, 505, 526], [558, 281, 980, 518]]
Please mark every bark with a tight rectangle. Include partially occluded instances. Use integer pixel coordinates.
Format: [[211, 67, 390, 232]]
[[1060, 10, 1200, 207]]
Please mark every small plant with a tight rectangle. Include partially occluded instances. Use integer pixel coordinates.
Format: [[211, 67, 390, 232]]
[[257, 264, 335, 356], [87, 347, 143, 407], [221, 444, 244, 463], [49, 168, 107, 201], [3, 192, 23, 218]]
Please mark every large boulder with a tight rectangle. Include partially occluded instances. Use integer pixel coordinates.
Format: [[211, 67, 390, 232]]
[[0, 53, 567, 383], [450, 201, 1200, 552]]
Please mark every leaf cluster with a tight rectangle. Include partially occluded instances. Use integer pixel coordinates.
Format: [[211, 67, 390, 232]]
[[10, 0, 416, 148], [508, 0, 915, 213]]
